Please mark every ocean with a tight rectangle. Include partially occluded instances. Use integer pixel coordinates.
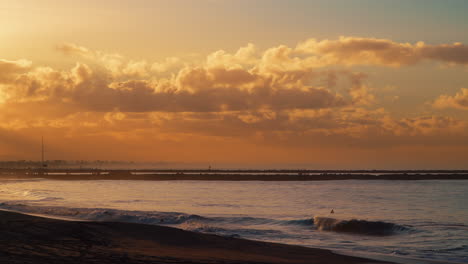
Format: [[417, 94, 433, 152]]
[[0, 179, 467, 263]]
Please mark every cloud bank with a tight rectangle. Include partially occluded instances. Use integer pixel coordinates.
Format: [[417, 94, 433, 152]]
[[297, 36, 468, 67], [433, 88, 468, 110], [1, 37, 468, 167]]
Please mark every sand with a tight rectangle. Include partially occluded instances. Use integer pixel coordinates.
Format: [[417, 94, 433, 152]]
[[0, 210, 389, 264]]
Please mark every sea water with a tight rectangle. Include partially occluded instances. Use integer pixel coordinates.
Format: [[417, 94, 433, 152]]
[[0, 179, 467, 263]]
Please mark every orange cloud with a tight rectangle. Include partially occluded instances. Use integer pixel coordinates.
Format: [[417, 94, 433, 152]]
[[433, 88, 468, 110], [56, 43, 93, 58], [151, 57, 182, 73], [1, 37, 468, 166], [207, 43, 257, 68], [297, 37, 468, 67], [3, 59, 353, 113], [0, 59, 32, 83]]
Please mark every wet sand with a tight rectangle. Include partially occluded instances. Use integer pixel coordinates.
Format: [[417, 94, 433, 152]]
[[0, 210, 389, 264]]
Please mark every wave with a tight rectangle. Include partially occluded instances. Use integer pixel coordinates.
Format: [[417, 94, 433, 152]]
[[0, 203, 294, 239], [208, 215, 315, 226], [0, 203, 208, 225], [0, 188, 63, 203], [313, 216, 410, 236], [0, 202, 410, 237], [177, 221, 284, 237], [0, 202, 312, 227], [283, 218, 314, 226], [422, 245, 468, 253]]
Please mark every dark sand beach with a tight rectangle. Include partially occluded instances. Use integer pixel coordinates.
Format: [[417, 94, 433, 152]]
[[0, 210, 389, 264]]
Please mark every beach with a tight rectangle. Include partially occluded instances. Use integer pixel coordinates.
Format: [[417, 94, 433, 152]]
[[1, 179, 467, 262], [0, 210, 389, 264]]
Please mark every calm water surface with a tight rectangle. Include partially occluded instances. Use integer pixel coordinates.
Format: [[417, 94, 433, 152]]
[[0, 179, 467, 263]]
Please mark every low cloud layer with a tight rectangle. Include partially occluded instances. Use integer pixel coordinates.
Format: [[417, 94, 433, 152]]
[[1, 37, 468, 167], [433, 88, 468, 110], [297, 37, 468, 67], [0, 59, 32, 83]]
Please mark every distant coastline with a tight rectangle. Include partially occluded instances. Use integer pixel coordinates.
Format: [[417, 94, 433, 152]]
[[1, 168, 468, 181]]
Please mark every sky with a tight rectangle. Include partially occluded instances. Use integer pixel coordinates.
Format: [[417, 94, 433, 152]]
[[1, 0, 468, 169]]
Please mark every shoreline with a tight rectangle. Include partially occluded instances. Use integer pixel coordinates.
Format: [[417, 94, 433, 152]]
[[0, 210, 390, 264]]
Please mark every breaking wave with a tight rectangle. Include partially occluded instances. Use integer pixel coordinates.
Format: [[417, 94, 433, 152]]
[[313, 216, 410, 236], [0, 203, 410, 237], [0, 202, 304, 226], [0, 203, 208, 225], [0, 203, 295, 239]]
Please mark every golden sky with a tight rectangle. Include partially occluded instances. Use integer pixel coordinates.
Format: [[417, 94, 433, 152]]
[[1, 0, 468, 169]]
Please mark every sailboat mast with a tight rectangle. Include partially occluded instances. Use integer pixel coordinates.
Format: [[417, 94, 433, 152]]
[[41, 136, 44, 167]]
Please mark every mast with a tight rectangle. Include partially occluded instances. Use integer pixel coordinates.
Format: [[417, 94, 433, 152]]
[[41, 136, 44, 168]]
